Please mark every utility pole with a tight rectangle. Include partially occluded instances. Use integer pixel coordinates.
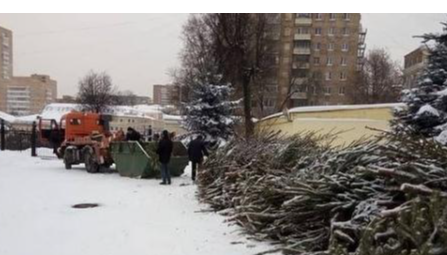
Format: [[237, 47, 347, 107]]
[[0, 119, 5, 151]]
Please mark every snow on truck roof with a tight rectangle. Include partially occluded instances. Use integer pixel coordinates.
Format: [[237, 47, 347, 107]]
[[0, 111, 16, 123], [261, 103, 406, 122], [40, 103, 168, 121]]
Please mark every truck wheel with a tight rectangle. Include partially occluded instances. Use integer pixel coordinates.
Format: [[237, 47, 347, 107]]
[[63, 150, 73, 170], [84, 149, 99, 173]]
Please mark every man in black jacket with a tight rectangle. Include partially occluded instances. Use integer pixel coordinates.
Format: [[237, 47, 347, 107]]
[[126, 127, 141, 142], [188, 135, 209, 182], [156, 130, 173, 185]]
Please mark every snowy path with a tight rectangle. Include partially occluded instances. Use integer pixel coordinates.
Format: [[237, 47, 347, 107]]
[[0, 150, 274, 255]]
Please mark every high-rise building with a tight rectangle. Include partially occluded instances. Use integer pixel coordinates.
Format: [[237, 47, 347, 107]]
[[3, 74, 57, 115], [254, 13, 366, 117], [153, 84, 172, 106], [0, 26, 13, 81], [0, 26, 58, 115], [403, 46, 429, 89], [0, 26, 13, 113]]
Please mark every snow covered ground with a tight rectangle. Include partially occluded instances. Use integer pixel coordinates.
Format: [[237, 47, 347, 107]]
[[0, 149, 275, 255]]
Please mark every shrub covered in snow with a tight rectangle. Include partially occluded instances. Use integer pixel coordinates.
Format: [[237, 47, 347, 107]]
[[394, 22, 447, 144]]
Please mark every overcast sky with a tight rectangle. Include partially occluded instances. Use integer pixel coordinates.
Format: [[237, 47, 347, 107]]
[[0, 13, 445, 98]]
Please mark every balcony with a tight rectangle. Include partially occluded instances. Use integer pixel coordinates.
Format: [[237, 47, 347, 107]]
[[291, 92, 308, 99], [295, 18, 312, 25], [292, 62, 310, 69], [294, 34, 311, 40], [292, 78, 307, 85], [293, 48, 311, 55]]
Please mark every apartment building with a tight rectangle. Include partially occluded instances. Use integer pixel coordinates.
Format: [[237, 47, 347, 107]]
[[0, 26, 58, 116], [281, 13, 365, 107], [403, 46, 429, 89], [153, 84, 172, 106]]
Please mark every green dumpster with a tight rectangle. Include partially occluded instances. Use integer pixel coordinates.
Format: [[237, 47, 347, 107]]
[[110, 141, 189, 178]]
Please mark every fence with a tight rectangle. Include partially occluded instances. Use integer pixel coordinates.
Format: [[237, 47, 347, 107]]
[[0, 119, 44, 156]]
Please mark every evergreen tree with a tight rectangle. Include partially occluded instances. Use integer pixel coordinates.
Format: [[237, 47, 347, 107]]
[[182, 81, 240, 144], [394, 23, 447, 144]]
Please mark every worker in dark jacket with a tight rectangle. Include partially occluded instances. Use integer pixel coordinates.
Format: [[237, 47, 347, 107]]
[[188, 135, 209, 181], [126, 127, 141, 142], [156, 130, 173, 185]]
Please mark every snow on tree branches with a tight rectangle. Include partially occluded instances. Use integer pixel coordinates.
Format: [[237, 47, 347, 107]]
[[394, 22, 447, 144], [182, 83, 240, 143]]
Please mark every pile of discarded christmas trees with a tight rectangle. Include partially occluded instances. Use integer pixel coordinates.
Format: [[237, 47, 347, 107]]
[[197, 130, 447, 255]]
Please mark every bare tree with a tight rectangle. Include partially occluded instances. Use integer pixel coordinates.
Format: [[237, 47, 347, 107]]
[[173, 14, 275, 135], [276, 70, 324, 110], [169, 14, 220, 114], [349, 48, 402, 104], [77, 71, 116, 113], [204, 13, 272, 137]]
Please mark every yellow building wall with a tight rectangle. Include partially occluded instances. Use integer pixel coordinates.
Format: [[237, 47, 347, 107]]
[[257, 107, 395, 147]]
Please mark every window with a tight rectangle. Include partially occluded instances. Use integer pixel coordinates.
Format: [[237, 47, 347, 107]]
[[268, 14, 281, 24], [339, 87, 346, 95], [296, 70, 307, 78], [343, 13, 350, 20], [329, 13, 336, 20], [341, 57, 347, 66], [315, 27, 322, 35], [70, 118, 81, 125], [314, 42, 321, 51], [328, 27, 335, 36], [283, 57, 290, 64], [313, 57, 320, 65], [266, 54, 280, 66], [294, 55, 309, 63], [325, 72, 332, 81], [297, 13, 311, 18], [314, 13, 322, 20], [295, 41, 310, 49], [342, 43, 349, 52], [263, 98, 275, 108], [340, 72, 347, 80], [284, 43, 291, 51], [297, 27, 310, 34], [342, 27, 350, 36], [327, 57, 333, 66], [328, 43, 334, 51], [284, 13, 293, 20], [283, 28, 291, 37], [324, 87, 332, 95]]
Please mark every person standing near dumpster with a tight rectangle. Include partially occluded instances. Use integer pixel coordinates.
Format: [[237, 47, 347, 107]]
[[188, 135, 209, 182], [126, 127, 141, 142], [156, 130, 173, 185]]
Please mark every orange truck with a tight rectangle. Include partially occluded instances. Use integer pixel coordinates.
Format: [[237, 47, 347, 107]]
[[39, 112, 114, 173]]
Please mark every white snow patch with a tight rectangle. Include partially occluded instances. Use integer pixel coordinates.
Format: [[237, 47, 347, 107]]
[[0, 150, 276, 255], [0, 111, 16, 123], [435, 130, 447, 145], [417, 104, 440, 117], [261, 103, 405, 122], [38, 103, 181, 122]]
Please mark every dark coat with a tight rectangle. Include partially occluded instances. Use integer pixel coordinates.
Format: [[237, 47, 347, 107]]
[[126, 130, 141, 141], [188, 139, 209, 163], [157, 138, 173, 164]]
